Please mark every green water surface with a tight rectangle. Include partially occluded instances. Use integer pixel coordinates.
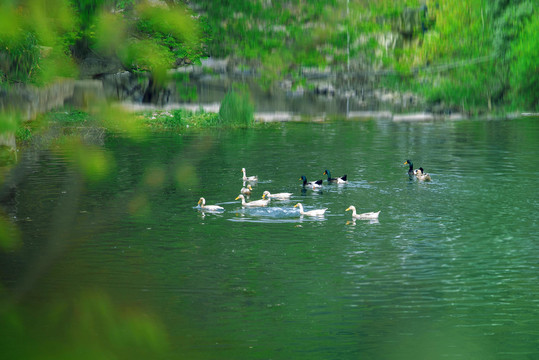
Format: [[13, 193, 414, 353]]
[[1, 117, 538, 359]]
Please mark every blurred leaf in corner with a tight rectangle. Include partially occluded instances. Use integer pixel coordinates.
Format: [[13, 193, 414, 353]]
[[0, 290, 171, 359], [136, 1, 199, 45], [26, 0, 76, 47], [0, 112, 20, 135], [0, 1, 22, 41], [143, 165, 167, 189], [57, 137, 114, 182], [0, 112, 19, 169], [98, 103, 147, 139], [128, 193, 150, 217], [37, 49, 78, 84], [123, 39, 175, 86], [93, 10, 128, 57], [175, 162, 198, 190]]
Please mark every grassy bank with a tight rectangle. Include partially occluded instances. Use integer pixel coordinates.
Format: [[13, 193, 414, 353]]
[[14, 90, 258, 143]]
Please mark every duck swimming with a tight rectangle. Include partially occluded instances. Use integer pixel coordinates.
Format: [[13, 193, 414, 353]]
[[197, 197, 224, 211], [414, 167, 432, 181], [404, 160, 415, 179], [235, 194, 269, 207], [294, 203, 327, 216], [345, 205, 380, 220], [323, 170, 347, 184], [262, 190, 293, 200], [241, 168, 258, 182], [300, 175, 323, 189], [240, 184, 253, 195]]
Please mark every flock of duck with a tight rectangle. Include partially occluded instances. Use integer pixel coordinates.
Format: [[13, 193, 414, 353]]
[[196, 161, 431, 220]]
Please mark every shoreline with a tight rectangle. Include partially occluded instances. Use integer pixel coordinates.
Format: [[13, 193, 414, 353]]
[[118, 102, 527, 123]]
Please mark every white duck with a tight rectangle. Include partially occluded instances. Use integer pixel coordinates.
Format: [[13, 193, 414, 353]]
[[241, 184, 253, 195], [414, 167, 432, 181], [197, 197, 224, 211], [294, 203, 327, 216], [345, 206, 380, 220], [235, 194, 269, 207], [262, 190, 293, 200], [241, 168, 258, 182]]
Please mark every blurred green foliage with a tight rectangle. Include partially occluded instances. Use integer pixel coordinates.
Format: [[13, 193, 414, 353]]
[[0, 0, 203, 87], [0, 290, 171, 360], [0, 0, 77, 85], [0, 112, 20, 134]]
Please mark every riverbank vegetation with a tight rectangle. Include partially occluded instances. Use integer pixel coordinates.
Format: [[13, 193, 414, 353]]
[[15, 89, 256, 142], [1, 0, 537, 116], [197, 0, 537, 112], [391, 0, 537, 112]]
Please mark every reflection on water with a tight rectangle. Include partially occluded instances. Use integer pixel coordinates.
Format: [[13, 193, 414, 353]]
[[1, 118, 538, 359]]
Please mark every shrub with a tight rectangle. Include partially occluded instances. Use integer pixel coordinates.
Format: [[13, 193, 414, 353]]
[[218, 91, 254, 127], [0, 33, 40, 84]]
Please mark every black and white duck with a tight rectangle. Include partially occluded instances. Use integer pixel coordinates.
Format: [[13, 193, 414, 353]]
[[300, 175, 323, 189], [323, 169, 347, 184], [404, 160, 415, 179], [414, 167, 432, 181]]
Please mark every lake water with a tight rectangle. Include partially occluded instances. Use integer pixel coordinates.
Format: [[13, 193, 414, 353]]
[[1, 117, 538, 359]]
